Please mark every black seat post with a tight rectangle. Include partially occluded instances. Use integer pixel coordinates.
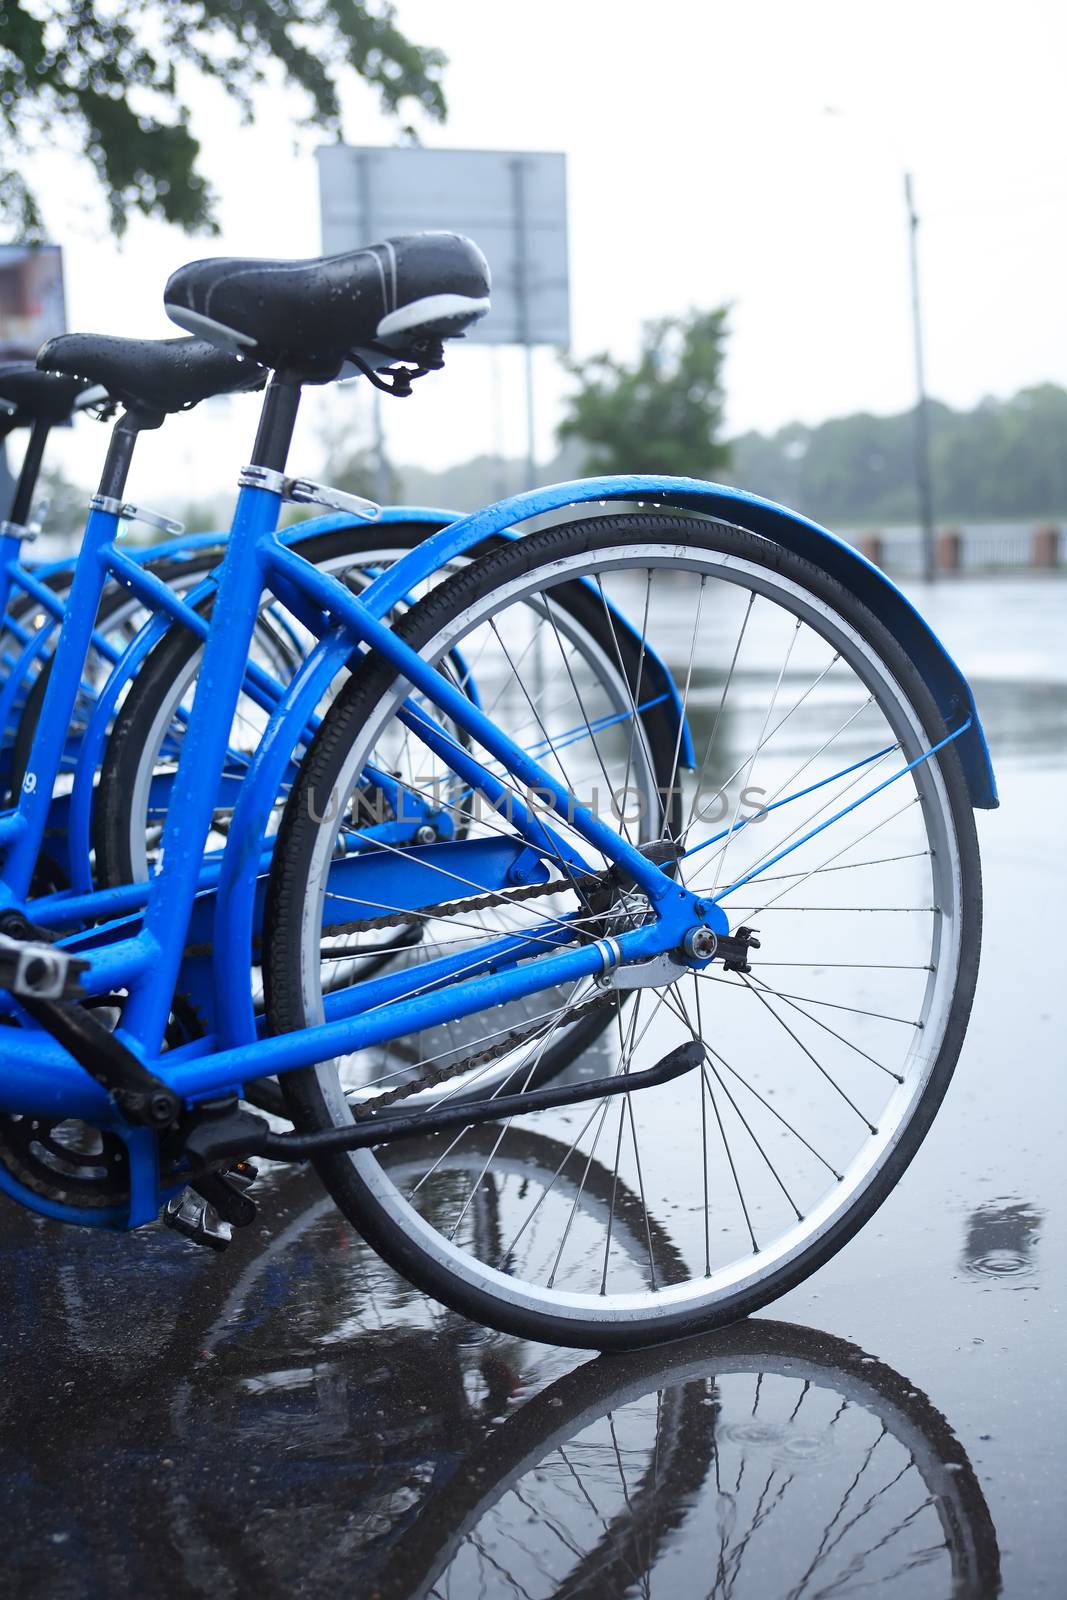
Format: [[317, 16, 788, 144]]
[[96, 407, 159, 503], [7, 418, 51, 528], [248, 375, 302, 474]]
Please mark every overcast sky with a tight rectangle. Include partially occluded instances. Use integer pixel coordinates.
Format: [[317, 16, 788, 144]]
[[22, 0, 1067, 505]]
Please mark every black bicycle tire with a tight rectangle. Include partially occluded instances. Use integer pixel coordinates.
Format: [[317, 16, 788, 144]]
[[265, 513, 983, 1350]]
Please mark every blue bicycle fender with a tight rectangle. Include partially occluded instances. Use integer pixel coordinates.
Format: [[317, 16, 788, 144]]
[[358, 477, 997, 810]]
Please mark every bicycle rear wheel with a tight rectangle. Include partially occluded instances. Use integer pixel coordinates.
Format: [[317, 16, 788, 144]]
[[265, 513, 982, 1349]]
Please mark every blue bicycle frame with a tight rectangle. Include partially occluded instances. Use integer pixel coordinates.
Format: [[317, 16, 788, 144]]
[[1, 502, 690, 918], [2, 509, 459, 894], [0, 528, 236, 784], [0, 489, 714, 1224], [0, 380, 997, 1230]]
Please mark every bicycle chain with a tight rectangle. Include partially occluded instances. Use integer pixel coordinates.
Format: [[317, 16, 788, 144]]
[[320, 867, 603, 942], [322, 870, 620, 1121], [349, 991, 619, 1120]]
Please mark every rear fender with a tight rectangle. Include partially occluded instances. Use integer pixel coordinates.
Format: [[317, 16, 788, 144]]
[[359, 477, 996, 810]]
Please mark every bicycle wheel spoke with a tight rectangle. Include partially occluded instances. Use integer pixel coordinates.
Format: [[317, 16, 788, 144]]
[[703, 1061, 759, 1254], [681, 590, 756, 841], [745, 849, 931, 887], [486, 614, 603, 854], [747, 973, 904, 1084], [733, 796, 924, 920], [546, 1097, 615, 1291], [660, 573, 707, 840], [738, 976, 878, 1132], [684, 740, 899, 890], [706, 1055, 806, 1221], [542, 593, 641, 847], [698, 970, 922, 1028], [591, 568, 681, 847], [710, 1044, 845, 1179], [599, 993, 646, 1293], [702, 615, 800, 892], [445, 983, 583, 1241]]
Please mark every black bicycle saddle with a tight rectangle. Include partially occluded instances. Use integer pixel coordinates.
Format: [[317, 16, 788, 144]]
[[0, 361, 94, 431], [36, 334, 264, 420], [163, 232, 491, 379]]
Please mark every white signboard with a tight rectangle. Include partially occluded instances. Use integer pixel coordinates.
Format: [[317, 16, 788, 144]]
[[0, 244, 66, 362], [317, 146, 569, 349]]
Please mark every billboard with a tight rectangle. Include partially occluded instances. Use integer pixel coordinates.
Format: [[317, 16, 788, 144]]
[[0, 245, 66, 362], [317, 146, 569, 349]]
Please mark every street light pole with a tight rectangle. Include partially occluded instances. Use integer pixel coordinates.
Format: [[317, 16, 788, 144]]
[[904, 172, 936, 583]]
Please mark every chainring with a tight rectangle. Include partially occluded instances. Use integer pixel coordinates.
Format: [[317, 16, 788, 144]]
[[0, 993, 205, 1210], [0, 1111, 131, 1207]]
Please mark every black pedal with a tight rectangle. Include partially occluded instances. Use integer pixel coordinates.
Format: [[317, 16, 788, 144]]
[[191, 1162, 259, 1228], [0, 930, 88, 1000], [162, 1188, 233, 1252], [162, 1162, 259, 1251]]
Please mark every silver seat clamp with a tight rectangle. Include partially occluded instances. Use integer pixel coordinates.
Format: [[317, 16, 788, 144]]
[[89, 495, 184, 537], [0, 518, 35, 543], [0, 495, 51, 543], [237, 465, 381, 522]]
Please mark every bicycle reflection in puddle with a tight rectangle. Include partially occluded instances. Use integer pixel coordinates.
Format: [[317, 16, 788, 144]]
[[2, 1150, 1001, 1599]]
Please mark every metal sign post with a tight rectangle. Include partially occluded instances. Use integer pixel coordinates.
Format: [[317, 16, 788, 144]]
[[510, 157, 537, 484], [317, 146, 570, 491]]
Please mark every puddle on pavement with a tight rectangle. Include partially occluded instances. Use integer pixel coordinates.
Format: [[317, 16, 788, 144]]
[[0, 1173, 1004, 1599]]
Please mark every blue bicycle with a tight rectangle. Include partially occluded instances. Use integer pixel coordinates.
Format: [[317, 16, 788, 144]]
[[0, 365, 670, 1095], [0, 231, 994, 1349]]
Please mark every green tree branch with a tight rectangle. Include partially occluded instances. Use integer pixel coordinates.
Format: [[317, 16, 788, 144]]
[[0, 0, 446, 238]]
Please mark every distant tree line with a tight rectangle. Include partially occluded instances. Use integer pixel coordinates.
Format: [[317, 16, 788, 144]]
[[729, 384, 1067, 526], [553, 307, 1066, 525], [396, 382, 1067, 524]]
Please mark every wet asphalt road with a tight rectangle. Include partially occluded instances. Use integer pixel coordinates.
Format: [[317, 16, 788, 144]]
[[1, 575, 1064, 1598]]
